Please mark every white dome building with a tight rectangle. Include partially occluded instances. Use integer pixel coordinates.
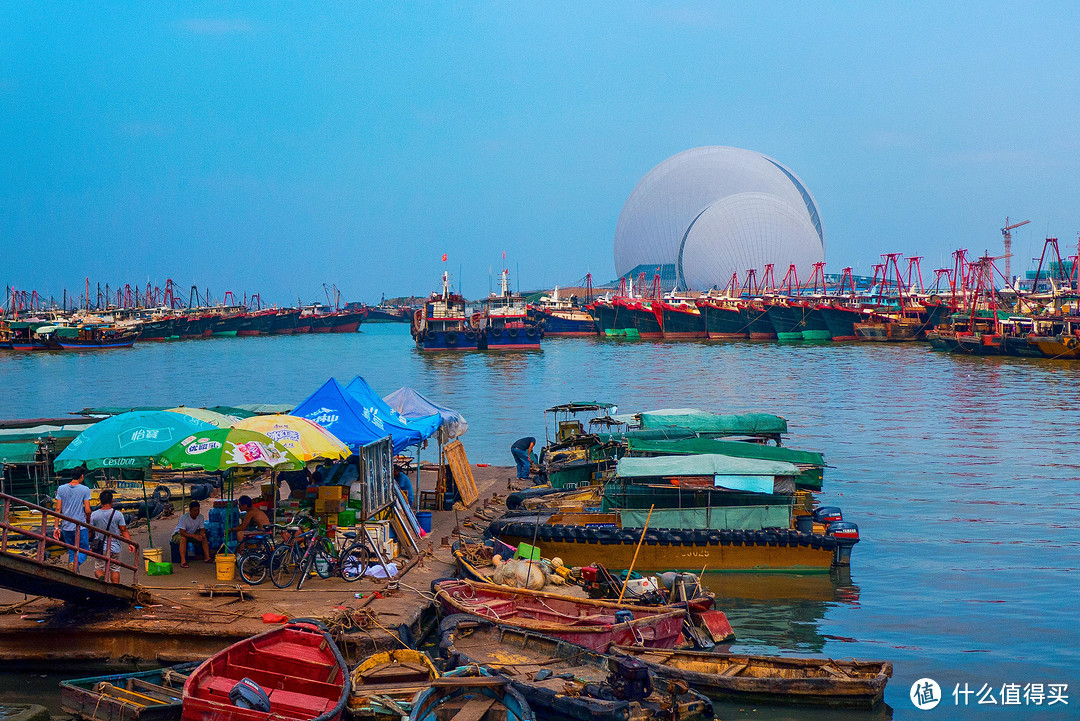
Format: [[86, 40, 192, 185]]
[[614, 146, 824, 291]]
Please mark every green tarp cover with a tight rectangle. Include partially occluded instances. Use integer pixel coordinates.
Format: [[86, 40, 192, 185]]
[[619, 505, 791, 531], [0, 441, 42, 464], [627, 437, 823, 466], [616, 454, 799, 479], [639, 410, 788, 436]]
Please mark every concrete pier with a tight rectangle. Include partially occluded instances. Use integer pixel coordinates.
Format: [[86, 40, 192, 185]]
[[0, 463, 520, 669]]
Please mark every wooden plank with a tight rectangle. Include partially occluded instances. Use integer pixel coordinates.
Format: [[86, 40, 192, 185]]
[[444, 440, 478, 508], [719, 663, 748, 677], [450, 696, 496, 721], [431, 676, 507, 688]]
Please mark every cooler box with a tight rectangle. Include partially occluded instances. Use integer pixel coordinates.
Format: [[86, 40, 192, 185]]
[[318, 485, 344, 500]]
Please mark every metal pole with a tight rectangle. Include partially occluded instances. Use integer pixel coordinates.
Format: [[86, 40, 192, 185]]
[[618, 504, 654, 603]]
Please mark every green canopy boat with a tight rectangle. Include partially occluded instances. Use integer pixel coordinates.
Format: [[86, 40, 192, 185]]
[[638, 410, 788, 438], [616, 454, 800, 494], [626, 437, 824, 490]]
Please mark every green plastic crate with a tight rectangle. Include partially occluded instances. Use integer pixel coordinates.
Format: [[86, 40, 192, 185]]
[[514, 542, 540, 561], [337, 509, 356, 526], [147, 561, 173, 576]]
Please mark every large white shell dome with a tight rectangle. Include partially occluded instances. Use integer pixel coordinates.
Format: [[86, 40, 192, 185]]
[[614, 146, 825, 291]]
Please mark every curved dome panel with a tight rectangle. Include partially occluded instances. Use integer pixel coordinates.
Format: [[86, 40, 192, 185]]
[[677, 193, 823, 290], [614, 146, 824, 290]]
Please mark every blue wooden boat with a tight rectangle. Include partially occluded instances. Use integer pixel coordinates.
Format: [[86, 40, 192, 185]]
[[410, 667, 534, 721], [60, 663, 199, 721]]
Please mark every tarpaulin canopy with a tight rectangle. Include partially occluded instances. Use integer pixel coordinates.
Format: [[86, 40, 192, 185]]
[[344, 376, 440, 443], [638, 409, 788, 437], [383, 386, 468, 441], [616, 454, 799, 494], [627, 437, 823, 466], [292, 378, 422, 453]]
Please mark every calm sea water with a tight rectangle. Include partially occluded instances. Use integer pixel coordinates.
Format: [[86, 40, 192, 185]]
[[2, 323, 1078, 719]]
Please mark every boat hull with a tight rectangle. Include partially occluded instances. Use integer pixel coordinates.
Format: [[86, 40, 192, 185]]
[[530, 308, 597, 336], [433, 579, 686, 652], [816, 306, 863, 341], [698, 303, 749, 339], [620, 303, 663, 339], [1030, 335, 1080, 359], [661, 306, 706, 339], [414, 328, 483, 351], [62, 662, 199, 721], [485, 325, 543, 349]]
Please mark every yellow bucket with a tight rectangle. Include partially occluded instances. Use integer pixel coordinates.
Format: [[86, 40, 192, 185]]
[[216, 553, 236, 582], [144, 547, 163, 572]]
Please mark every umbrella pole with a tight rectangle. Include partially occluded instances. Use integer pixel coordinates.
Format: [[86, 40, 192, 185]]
[[272, 469, 277, 529], [141, 469, 154, 550]]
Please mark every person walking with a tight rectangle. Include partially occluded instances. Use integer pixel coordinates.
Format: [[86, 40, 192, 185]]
[[53, 467, 92, 572], [173, 501, 212, 568], [89, 489, 136, 583], [510, 437, 536, 480]]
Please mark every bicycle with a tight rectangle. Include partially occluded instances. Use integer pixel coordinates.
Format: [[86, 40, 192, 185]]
[[236, 513, 316, 585], [268, 523, 372, 589]]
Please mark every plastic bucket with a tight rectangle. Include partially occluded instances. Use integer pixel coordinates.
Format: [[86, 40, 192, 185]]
[[794, 515, 814, 533], [416, 511, 433, 534], [144, 547, 163, 572], [216, 553, 236, 581]]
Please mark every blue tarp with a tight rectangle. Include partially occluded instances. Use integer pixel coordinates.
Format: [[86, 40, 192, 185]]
[[344, 376, 440, 443], [292, 378, 424, 453], [383, 386, 468, 440]]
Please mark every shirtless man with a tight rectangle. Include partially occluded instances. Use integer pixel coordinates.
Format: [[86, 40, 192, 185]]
[[230, 495, 270, 542]]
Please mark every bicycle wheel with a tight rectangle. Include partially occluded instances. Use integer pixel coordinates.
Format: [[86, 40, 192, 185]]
[[339, 543, 371, 582], [313, 541, 336, 580], [237, 551, 268, 585], [269, 545, 299, 588]]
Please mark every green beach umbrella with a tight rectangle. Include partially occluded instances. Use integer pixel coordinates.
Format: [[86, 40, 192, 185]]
[[54, 410, 217, 471], [154, 428, 303, 472]]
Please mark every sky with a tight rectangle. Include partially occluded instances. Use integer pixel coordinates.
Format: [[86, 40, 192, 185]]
[[2, 2, 1079, 305]]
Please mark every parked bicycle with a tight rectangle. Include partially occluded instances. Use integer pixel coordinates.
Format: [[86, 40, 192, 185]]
[[268, 521, 374, 589], [235, 512, 317, 585]]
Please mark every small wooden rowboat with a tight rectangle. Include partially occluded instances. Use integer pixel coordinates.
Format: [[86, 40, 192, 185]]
[[610, 646, 892, 707], [182, 620, 351, 721], [61, 663, 199, 721], [441, 617, 713, 721], [410, 667, 534, 721], [348, 649, 440, 720], [432, 579, 685, 652]]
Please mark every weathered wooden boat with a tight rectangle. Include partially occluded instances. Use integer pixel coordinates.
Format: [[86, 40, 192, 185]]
[[54, 324, 139, 349], [441, 617, 714, 721], [432, 579, 686, 652], [611, 646, 892, 708], [61, 663, 199, 721], [1029, 333, 1080, 359], [410, 667, 533, 721], [347, 649, 439, 721], [182, 619, 350, 721]]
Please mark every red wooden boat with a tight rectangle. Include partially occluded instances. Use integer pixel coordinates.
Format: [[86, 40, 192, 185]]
[[432, 579, 686, 652], [182, 619, 350, 721]]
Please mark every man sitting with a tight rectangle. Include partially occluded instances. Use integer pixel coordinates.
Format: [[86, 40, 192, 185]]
[[230, 495, 270, 543], [173, 501, 212, 568]]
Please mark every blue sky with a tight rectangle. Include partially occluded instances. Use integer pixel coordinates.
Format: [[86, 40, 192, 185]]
[[2, 3, 1078, 304]]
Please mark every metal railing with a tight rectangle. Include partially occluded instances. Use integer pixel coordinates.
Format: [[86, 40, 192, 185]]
[[0, 490, 141, 585]]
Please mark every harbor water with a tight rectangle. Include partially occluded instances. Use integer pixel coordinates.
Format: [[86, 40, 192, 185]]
[[2, 323, 1078, 719]]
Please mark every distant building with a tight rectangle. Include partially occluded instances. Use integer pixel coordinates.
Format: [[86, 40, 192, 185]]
[[614, 146, 825, 291]]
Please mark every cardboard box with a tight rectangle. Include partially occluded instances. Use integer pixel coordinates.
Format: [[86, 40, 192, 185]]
[[319, 513, 339, 528], [314, 498, 347, 514], [318, 485, 344, 500]]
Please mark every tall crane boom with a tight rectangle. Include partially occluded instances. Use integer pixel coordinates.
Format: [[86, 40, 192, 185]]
[[1001, 216, 1030, 283]]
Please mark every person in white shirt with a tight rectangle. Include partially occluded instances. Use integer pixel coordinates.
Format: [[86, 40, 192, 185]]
[[172, 501, 211, 567]]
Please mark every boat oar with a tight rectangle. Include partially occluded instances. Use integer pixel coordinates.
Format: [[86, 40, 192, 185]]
[[617, 504, 653, 603]]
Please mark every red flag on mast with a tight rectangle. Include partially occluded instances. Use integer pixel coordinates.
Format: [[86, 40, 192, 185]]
[[441, 253, 447, 262]]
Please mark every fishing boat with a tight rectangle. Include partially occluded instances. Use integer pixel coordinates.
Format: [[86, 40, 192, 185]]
[[484, 269, 543, 349], [61, 663, 199, 721], [694, 296, 749, 339], [528, 286, 598, 336], [409, 667, 533, 721], [657, 299, 706, 339], [348, 649, 439, 721], [54, 323, 140, 349], [432, 579, 686, 652], [181, 619, 350, 721], [441, 617, 714, 721], [738, 300, 777, 339], [411, 272, 483, 351], [815, 301, 868, 341], [267, 308, 302, 335], [610, 646, 892, 708], [589, 297, 637, 337]]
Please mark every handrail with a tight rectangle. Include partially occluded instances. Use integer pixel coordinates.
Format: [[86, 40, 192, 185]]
[[0, 490, 141, 585]]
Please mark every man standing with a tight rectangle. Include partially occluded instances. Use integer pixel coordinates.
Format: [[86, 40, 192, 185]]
[[510, 437, 536, 480], [173, 501, 212, 568], [229, 495, 270, 543], [53, 467, 92, 572], [89, 490, 136, 583]]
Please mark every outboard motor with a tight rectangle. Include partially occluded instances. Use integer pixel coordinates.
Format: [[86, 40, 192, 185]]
[[813, 506, 843, 524], [607, 656, 653, 701], [230, 678, 271, 712], [827, 521, 860, 565]]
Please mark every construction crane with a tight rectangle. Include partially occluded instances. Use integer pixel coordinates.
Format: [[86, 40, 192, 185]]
[[1001, 217, 1030, 283]]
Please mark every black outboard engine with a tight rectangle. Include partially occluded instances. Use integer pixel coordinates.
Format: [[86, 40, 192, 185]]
[[827, 521, 860, 566], [813, 506, 843, 524], [607, 656, 653, 701], [230, 678, 271, 712]]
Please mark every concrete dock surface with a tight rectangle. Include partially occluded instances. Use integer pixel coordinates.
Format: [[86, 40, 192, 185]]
[[0, 463, 523, 668]]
